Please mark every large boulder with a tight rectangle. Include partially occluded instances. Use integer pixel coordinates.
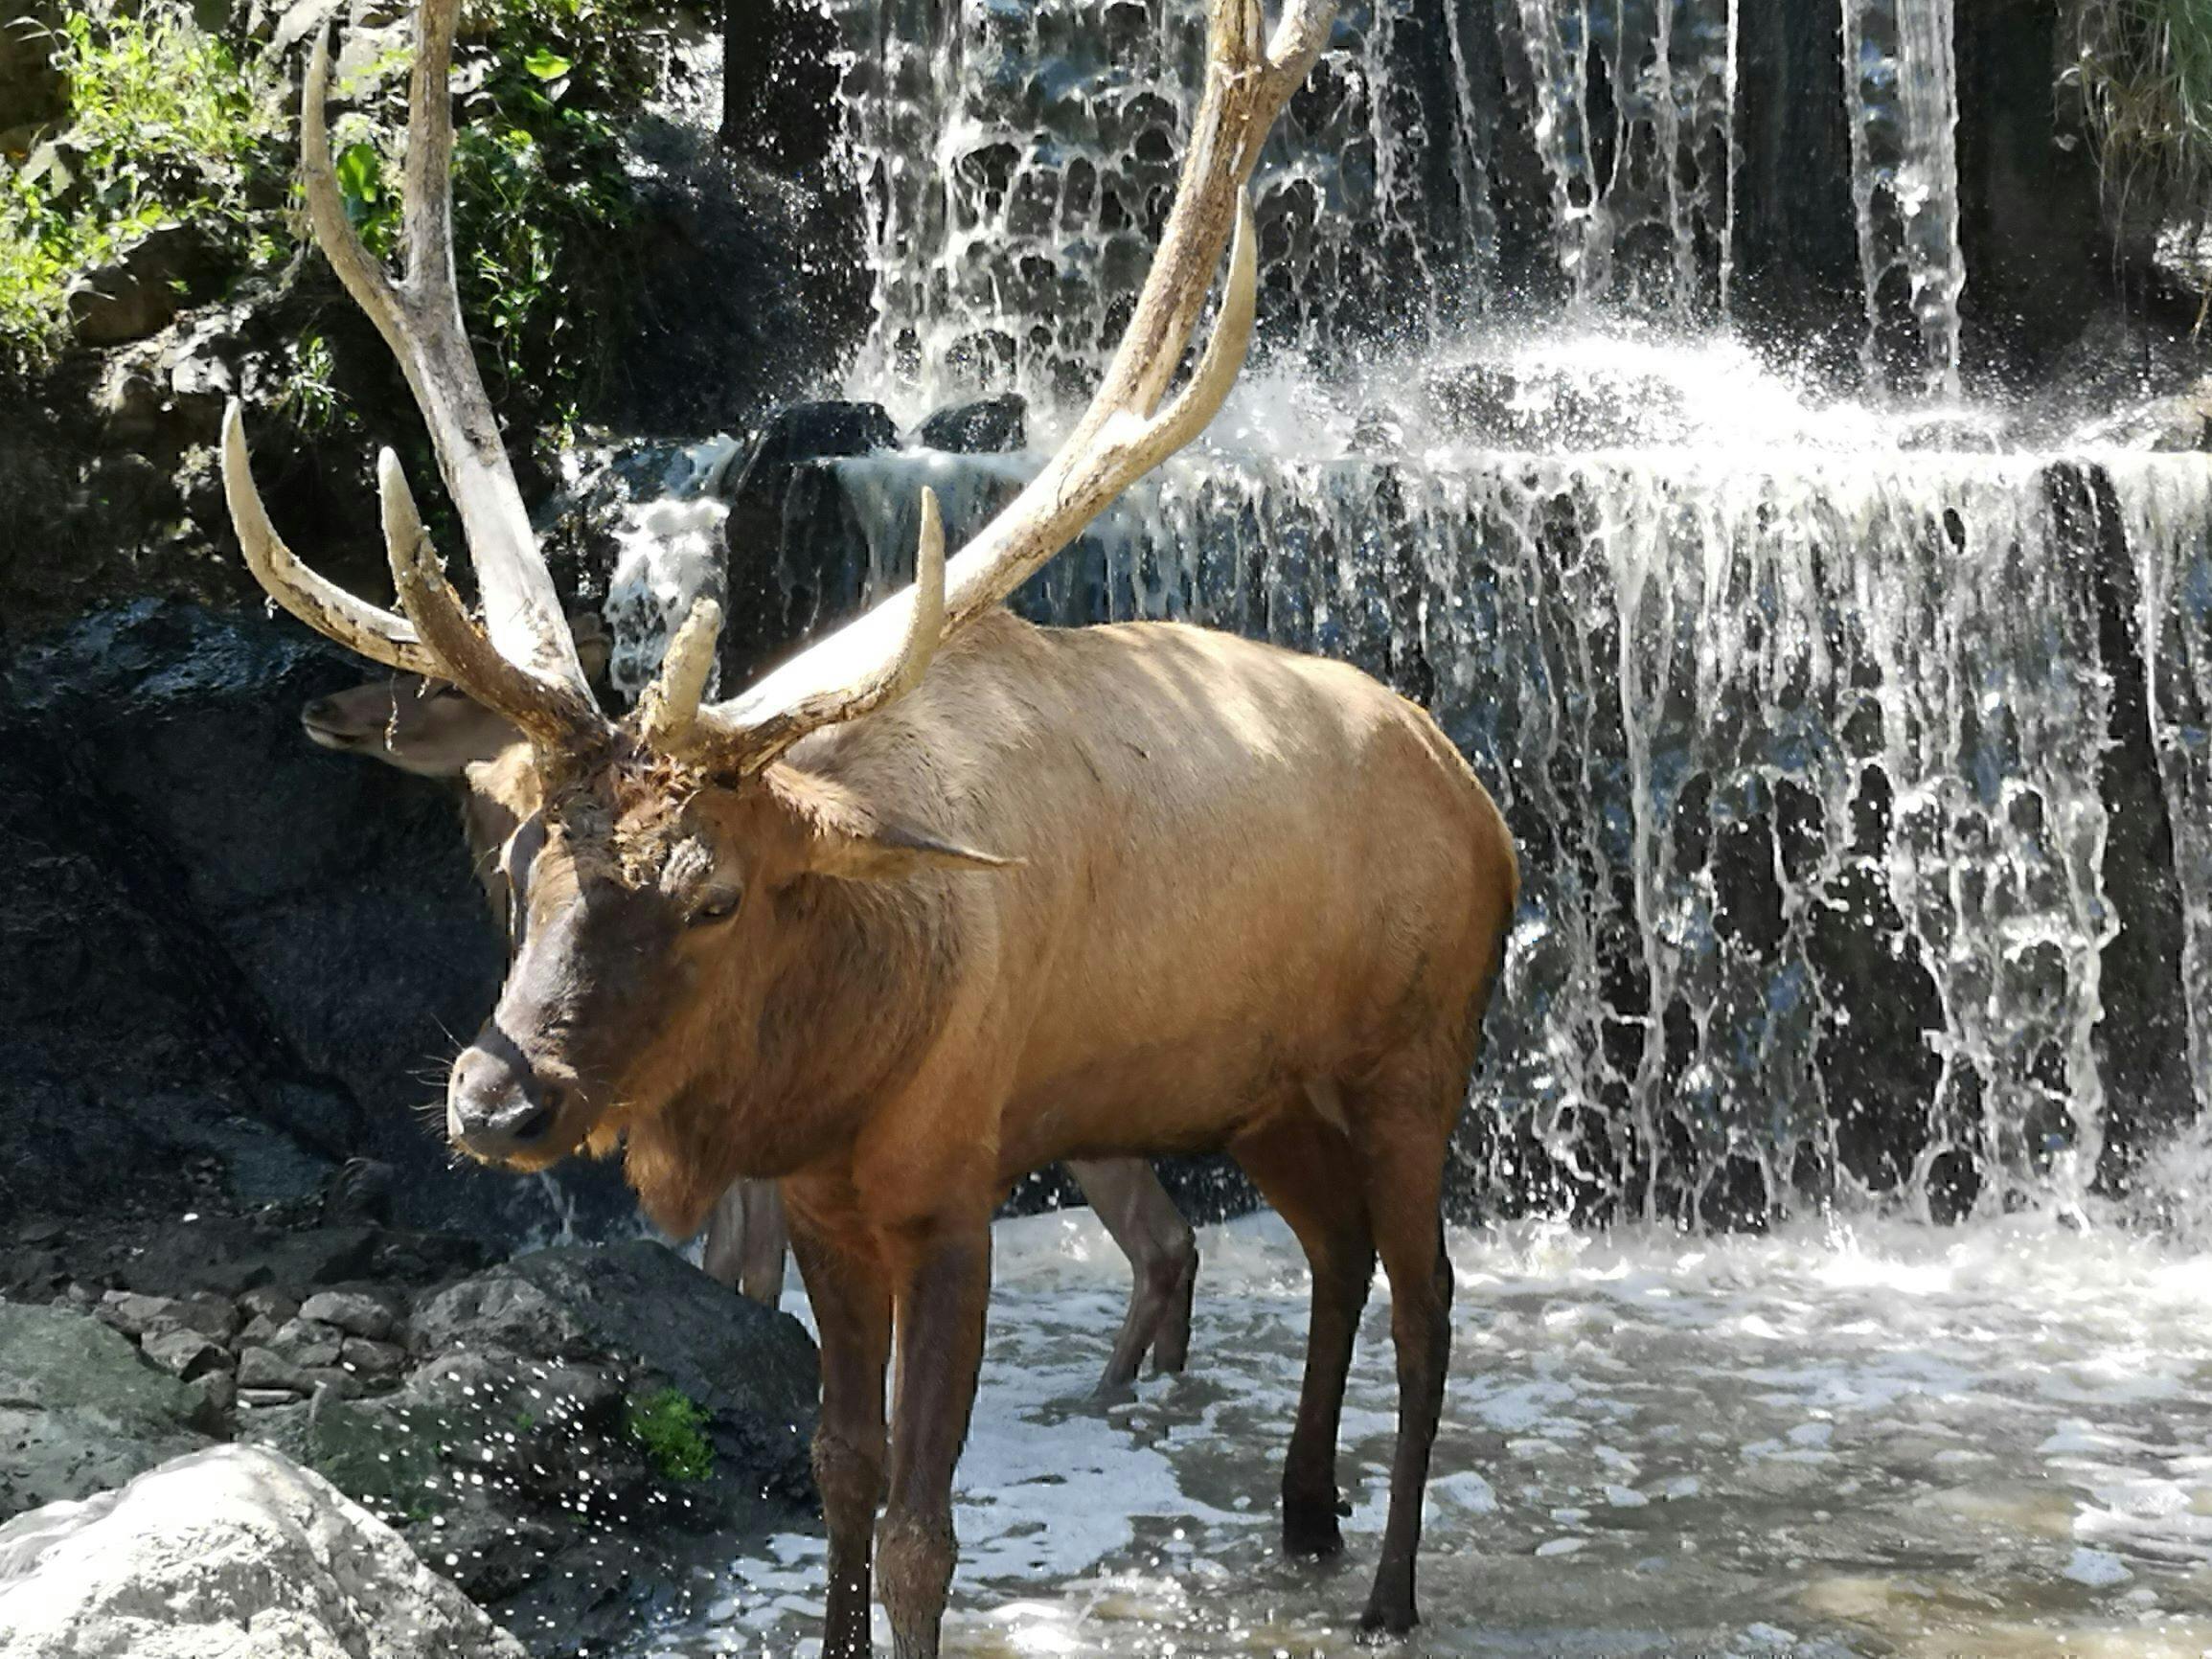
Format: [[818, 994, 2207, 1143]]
[[409, 1239, 818, 1490], [0, 1443, 524, 1658], [0, 1304, 212, 1520]]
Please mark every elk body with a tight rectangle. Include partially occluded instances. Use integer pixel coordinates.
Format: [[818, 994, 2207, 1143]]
[[303, 663, 1201, 1382], [222, 0, 1517, 1651]]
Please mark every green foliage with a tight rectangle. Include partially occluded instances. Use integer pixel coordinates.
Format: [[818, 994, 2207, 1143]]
[[333, 0, 654, 442], [0, 3, 281, 365], [1, 0, 664, 451], [625, 1387, 714, 1483], [2072, 0, 2212, 197]]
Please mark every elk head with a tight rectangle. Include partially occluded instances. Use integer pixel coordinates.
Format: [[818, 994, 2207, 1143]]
[[300, 617, 609, 777], [224, 0, 1334, 1210]]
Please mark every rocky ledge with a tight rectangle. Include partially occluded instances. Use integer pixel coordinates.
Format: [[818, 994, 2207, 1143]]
[[1, 1197, 820, 1657]]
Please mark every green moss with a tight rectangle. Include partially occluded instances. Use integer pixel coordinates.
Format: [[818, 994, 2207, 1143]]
[[625, 1386, 715, 1483]]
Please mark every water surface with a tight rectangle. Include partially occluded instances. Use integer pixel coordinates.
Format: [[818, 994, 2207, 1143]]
[[627, 1209, 2212, 1658]]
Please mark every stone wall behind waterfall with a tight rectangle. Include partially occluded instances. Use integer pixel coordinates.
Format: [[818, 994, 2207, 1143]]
[[741, 446, 2212, 1225]]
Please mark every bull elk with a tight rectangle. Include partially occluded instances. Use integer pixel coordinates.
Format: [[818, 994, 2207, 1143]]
[[302, 658, 1202, 1384], [222, 0, 1517, 1649]]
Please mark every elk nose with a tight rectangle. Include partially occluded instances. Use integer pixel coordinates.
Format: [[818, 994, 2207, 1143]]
[[447, 1044, 567, 1162]]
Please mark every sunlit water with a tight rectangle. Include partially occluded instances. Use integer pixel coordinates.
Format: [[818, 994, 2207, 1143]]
[[610, 1208, 2212, 1659]]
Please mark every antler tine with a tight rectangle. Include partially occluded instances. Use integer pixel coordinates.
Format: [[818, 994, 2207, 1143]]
[[665, 0, 1334, 777], [379, 451, 601, 750], [223, 0, 595, 734], [221, 399, 441, 676]]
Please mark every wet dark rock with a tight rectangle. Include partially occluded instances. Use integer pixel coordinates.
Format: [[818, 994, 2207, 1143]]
[[266, 1316, 346, 1368], [0, 1305, 211, 1521], [0, 602, 640, 1247], [318, 1157, 398, 1226], [408, 1239, 818, 1494], [915, 391, 1029, 454], [338, 1336, 408, 1378]]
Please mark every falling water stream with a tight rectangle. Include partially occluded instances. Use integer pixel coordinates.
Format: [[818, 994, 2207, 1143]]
[[591, 2, 2212, 1653]]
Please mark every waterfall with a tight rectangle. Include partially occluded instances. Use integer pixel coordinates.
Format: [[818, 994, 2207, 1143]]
[[1837, 0, 1968, 397], [1510, 0, 1740, 316], [831, 0, 1455, 420]]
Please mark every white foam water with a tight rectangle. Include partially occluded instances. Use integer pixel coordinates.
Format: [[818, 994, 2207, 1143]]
[[614, 1205, 2212, 1658]]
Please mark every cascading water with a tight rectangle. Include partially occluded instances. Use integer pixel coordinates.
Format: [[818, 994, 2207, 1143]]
[[1838, 0, 1968, 396]]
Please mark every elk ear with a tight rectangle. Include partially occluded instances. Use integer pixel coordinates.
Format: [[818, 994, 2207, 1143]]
[[763, 765, 1015, 881]]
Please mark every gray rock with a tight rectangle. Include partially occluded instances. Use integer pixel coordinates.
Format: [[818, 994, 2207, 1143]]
[[0, 1444, 526, 1658], [238, 1312, 283, 1347], [339, 1336, 407, 1378], [0, 1305, 209, 1521], [234, 1346, 352, 1398], [236, 1287, 300, 1326], [139, 1328, 230, 1382], [65, 224, 221, 347], [299, 1287, 399, 1343], [96, 1289, 182, 1340], [267, 1316, 345, 1367]]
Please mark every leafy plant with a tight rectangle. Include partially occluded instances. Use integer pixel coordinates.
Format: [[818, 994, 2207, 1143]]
[[334, 0, 661, 447], [2071, 0, 2212, 201], [0, 2, 282, 366], [625, 1387, 715, 1483]]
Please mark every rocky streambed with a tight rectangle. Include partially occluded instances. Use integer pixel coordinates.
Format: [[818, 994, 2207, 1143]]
[[0, 1170, 820, 1657]]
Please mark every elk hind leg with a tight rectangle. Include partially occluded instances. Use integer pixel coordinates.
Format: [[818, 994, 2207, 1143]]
[[877, 1216, 992, 1659], [1345, 1059, 1458, 1635], [701, 1179, 789, 1305], [1229, 1101, 1374, 1560], [1069, 1156, 1197, 1398], [785, 1182, 890, 1659]]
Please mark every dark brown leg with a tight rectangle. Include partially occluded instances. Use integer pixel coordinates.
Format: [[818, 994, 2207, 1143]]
[[877, 1219, 992, 1659], [1068, 1157, 1198, 1396], [1347, 1068, 1456, 1635], [786, 1179, 891, 1659], [1229, 1108, 1374, 1560]]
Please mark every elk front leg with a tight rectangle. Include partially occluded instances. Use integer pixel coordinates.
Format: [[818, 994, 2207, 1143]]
[[1068, 1157, 1197, 1396], [786, 1180, 890, 1659], [877, 1218, 992, 1659]]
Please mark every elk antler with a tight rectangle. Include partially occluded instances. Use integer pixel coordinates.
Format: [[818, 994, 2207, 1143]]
[[643, 0, 1334, 776], [221, 0, 602, 743]]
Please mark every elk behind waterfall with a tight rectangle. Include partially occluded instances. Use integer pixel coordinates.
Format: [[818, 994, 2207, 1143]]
[[222, 2, 1518, 1655]]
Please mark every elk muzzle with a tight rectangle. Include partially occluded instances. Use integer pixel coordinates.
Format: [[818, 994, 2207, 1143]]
[[447, 1037, 580, 1166]]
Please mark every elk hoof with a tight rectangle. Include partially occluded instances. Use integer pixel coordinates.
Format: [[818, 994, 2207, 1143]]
[[1281, 1498, 1345, 1559], [1357, 1598, 1419, 1640]]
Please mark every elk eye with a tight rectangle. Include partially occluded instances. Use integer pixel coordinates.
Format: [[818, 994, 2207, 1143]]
[[689, 890, 741, 926]]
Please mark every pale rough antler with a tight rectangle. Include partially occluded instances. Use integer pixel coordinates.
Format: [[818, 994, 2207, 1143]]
[[222, 403, 439, 676], [643, 0, 1332, 776], [221, 0, 601, 741]]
